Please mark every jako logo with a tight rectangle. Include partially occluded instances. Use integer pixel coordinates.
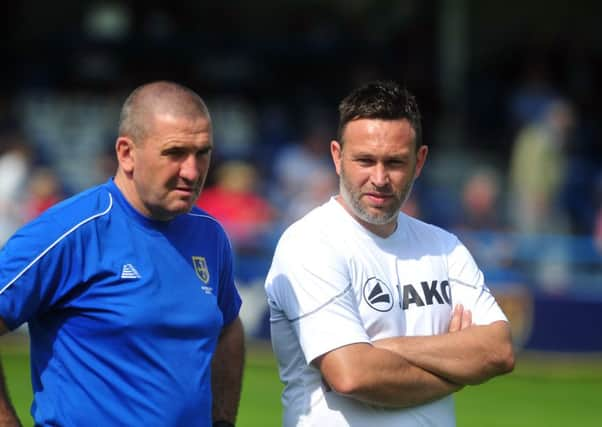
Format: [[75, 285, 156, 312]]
[[362, 277, 394, 312]]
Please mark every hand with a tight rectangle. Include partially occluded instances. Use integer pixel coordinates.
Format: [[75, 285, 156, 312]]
[[448, 304, 472, 333]]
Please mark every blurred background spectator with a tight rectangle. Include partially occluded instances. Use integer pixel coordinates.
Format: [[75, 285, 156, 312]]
[[197, 159, 278, 252], [457, 166, 506, 233], [507, 98, 574, 235], [21, 167, 64, 222], [269, 115, 337, 223], [0, 129, 33, 245]]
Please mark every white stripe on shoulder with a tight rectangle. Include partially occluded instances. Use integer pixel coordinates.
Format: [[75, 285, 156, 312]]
[[286, 283, 354, 323], [449, 278, 492, 294], [187, 212, 218, 222], [0, 193, 114, 295], [187, 212, 226, 229]]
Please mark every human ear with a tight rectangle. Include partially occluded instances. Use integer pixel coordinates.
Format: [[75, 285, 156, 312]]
[[115, 137, 135, 174], [330, 140, 343, 175], [414, 145, 428, 179]]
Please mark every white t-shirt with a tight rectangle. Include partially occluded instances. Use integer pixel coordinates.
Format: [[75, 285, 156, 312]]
[[265, 197, 508, 427]]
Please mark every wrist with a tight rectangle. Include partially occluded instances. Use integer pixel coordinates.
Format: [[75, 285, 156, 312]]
[[213, 421, 234, 427]]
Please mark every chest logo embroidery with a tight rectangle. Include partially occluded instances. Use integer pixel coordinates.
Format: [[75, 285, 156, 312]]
[[362, 277, 394, 312], [192, 256, 210, 284], [120, 263, 141, 279]]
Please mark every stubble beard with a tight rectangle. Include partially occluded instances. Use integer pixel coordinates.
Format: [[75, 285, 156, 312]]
[[339, 171, 414, 226]]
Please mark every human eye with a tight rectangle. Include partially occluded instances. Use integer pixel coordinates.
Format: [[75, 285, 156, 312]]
[[387, 156, 409, 168], [163, 147, 187, 159], [355, 157, 374, 166], [196, 146, 212, 158], [389, 159, 406, 167]]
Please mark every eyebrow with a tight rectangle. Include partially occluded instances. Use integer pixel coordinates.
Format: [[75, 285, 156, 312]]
[[351, 150, 409, 159]]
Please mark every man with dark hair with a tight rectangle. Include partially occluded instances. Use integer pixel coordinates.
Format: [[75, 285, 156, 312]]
[[265, 80, 514, 426], [0, 81, 244, 427]]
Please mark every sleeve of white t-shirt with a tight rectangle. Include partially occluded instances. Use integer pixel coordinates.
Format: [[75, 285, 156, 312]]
[[266, 229, 370, 364], [446, 236, 508, 325]]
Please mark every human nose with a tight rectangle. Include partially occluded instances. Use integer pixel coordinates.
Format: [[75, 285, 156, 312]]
[[371, 163, 389, 187], [180, 154, 201, 182]]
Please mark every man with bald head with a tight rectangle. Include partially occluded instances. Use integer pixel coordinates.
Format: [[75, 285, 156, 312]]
[[0, 81, 244, 427]]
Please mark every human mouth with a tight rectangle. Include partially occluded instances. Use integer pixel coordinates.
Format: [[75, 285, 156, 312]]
[[365, 192, 393, 205], [174, 187, 196, 197]]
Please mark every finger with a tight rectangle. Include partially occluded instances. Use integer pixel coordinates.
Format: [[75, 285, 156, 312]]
[[449, 304, 462, 332], [461, 309, 472, 330]]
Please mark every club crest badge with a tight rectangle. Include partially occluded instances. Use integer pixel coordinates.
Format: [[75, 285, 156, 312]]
[[192, 256, 210, 284]]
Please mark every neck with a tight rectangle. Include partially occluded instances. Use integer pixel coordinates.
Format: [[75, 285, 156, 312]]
[[335, 195, 397, 238], [113, 171, 163, 220]]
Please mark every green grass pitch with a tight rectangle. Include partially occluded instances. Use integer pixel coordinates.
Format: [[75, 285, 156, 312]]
[[2, 335, 601, 426]]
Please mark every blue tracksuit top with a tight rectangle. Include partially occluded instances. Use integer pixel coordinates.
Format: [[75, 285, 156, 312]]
[[0, 178, 242, 426]]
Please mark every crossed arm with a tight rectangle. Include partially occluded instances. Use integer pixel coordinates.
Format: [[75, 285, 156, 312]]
[[0, 318, 21, 427], [314, 341, 462, 408], [313, 305, 515, 408], [375, 305, 515, 385]]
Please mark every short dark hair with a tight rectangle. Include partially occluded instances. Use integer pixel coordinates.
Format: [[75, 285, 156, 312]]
[[337, 80, 422, 148]]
